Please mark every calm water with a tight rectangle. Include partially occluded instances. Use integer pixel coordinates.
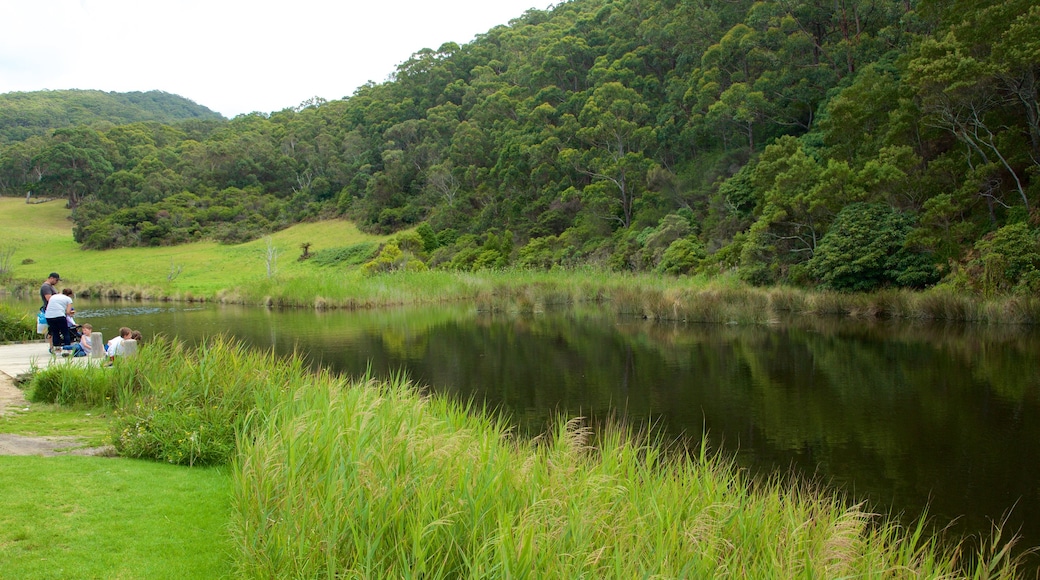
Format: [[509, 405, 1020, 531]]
[[11, 296, 1040, 560]]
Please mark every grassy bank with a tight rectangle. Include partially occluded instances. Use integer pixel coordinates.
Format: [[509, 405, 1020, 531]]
[[3, 197, 1038, 325], [21, 339, 1025, 578]]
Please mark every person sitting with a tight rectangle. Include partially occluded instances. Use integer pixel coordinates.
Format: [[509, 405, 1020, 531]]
[[106, 326, 133, 360], [67, 323, 93, 358], [66, 307, 82, 343]]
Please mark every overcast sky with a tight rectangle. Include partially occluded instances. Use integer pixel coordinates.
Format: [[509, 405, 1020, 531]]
[[0, 0, 545, 118]]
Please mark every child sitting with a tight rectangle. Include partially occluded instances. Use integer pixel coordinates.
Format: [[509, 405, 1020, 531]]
[[106, 326, 133, 360], [67, 323, 93, 357]]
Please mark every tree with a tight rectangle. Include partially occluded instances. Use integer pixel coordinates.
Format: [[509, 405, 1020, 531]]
[[807, 203, 938, 291], [565, 82, 657, 229]]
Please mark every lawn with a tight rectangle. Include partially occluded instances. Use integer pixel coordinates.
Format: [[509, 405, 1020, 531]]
[[0, 196, 386, 297], [0, 456, 231, 579]]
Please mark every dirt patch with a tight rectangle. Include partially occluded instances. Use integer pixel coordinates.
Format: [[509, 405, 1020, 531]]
[[0, 372, 117, 457]]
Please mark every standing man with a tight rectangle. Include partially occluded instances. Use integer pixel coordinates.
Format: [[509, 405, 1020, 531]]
[[40, 272, 59, 312]]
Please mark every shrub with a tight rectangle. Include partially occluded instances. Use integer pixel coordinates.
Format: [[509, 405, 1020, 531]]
[[969, 222, 1040, 295], [807, 203, 938, 291], [656, 238, 705, 275], [0, 305, 35, 342]]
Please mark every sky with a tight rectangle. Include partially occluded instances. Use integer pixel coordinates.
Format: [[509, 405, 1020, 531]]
[[0, 0, 547, 118]]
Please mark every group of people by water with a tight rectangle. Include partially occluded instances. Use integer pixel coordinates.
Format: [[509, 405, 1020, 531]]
[[39, 272, 141, 359]]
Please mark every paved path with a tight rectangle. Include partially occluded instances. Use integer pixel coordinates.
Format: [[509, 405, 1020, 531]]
[[0, 340, 95, 379]]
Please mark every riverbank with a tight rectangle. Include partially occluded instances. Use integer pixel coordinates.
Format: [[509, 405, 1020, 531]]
[[11, 337, 1026, 577], [3, 196, 1038, 325]]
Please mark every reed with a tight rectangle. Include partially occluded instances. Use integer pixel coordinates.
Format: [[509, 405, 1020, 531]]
[[230, 372, 1024, 578]]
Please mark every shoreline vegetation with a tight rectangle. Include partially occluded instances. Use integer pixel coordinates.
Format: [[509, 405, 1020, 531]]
[[1, 198, 1037, 327], [18, 337, 1027, 577], [7, 269, 1040, 326]]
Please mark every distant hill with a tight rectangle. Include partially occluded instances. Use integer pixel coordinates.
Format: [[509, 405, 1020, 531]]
[[0, 89, 224, 143]]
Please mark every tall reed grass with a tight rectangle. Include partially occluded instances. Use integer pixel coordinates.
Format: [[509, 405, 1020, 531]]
[[231, 371, 1025, 578], [28, 336, 323, 465]]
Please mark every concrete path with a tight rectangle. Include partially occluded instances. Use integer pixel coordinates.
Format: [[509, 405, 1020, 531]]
[[0, 340, 93, 380]]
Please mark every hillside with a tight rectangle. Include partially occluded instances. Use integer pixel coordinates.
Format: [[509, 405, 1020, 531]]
[[0, 89, 223, 143], [0, 0, 1037, 296]]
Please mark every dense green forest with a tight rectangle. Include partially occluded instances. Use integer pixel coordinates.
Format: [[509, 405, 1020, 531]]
[[0, 0, 1037, 294], [0, 89, 222, 144]]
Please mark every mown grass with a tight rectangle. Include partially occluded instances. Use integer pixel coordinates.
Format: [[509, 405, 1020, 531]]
[[0, 402, 110, 445], [0, 197, 389, 298], [20, 339, 1027, 578], [0, 456, 231, 579]]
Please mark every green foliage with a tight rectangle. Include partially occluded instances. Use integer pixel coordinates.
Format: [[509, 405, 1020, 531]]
[[517, 235, 568, 269], [656, 238, 706, 275], [0, 89, 222, 144], [415, 222, 439, 252], [28, 337, 313, 466], [233, 370, 1022, 577], [0, 0, 1035, 290], [967, 222, 1040, 295], [0, 304, 35, 342], [362, 242, 428, 275], [807, 203, 939, 292]]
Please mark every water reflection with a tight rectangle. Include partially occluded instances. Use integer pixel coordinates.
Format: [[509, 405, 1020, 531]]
[[7, 296, 1040, 560]]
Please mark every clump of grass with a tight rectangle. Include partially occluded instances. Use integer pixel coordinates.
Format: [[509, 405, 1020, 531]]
[[230, 375, 1025, 578], [979, 296, 1039, 325], [27, 335, 317, 466], [806, 290, 854, 316], [767, 286, 809, 313], [111, 337, 315, 466], [863, 289, 911, 318], [913, 290, 981, 321], [0, 304, 36, 342], [29, 360, 116, 406]]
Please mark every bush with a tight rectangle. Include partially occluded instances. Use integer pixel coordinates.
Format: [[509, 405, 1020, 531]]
[[969, 222, 1040, 295], [656, 238, 706, 275], [0, 305, 35, 342], [807, 203, 938, 292], [362, 242, 428, 275], [109, 337, 309, 466]]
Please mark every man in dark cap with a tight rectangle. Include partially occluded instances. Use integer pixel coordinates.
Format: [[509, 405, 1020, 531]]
[[40, 272, 59, 312]]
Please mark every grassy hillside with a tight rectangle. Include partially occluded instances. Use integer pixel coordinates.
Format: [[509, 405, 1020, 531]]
[[0, 197, 386, 297]]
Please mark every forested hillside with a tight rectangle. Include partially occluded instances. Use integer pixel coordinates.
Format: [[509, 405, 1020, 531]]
[[0, 0, 1037, 294], [0, 90, 222, 143]]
